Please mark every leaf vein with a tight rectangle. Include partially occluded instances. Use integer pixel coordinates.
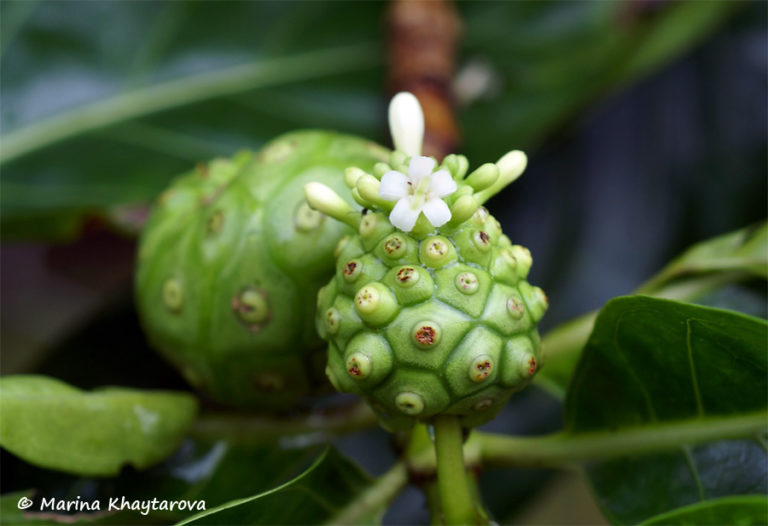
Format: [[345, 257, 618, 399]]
[[613, 312, 658, 422], [681, 445, 706, 502]]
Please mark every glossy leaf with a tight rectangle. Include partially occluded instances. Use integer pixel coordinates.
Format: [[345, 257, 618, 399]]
[[536, 222, 768, 398], [0, 1, 738, 240], [640, 495, 768, 526], [177, 446, 376, 525], [564, 296, 767, 524], [0, 375, 197, 476]]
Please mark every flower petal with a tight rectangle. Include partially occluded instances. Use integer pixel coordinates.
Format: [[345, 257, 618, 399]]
[[379, 170, 409, 201], [428, 170, 457, 198], [389, 197, 421, 232], [422, 197, 452, 227], [408, 156, 436, 182]]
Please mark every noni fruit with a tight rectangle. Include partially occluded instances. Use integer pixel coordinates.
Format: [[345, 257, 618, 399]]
[[305, 94, 548, 429], [135, 131, 389, 409]]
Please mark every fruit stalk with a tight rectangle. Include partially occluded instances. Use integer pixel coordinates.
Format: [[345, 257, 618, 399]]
[[433, 415, 480, 525]]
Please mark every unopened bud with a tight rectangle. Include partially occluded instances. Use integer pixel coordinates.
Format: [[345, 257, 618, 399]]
[[465, 163, 499, 192], [389, 92, 424, 157], [304, 182, 360, 229]]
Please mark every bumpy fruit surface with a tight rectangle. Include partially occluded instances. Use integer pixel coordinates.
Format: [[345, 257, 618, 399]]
[[313, 153, 548, 429], [135, 131, 389, 409]]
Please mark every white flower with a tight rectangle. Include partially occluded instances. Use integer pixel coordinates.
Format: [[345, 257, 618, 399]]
[[379, 156, 457, 232]]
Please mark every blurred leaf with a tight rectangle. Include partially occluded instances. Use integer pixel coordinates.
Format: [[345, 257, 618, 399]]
[[693, 283, 768, 320], [1, 438, 324, 524], [0, 1, 739, 240], [0, 1, 385, 240], [0, 48, 378, 165], [564, 296, 767, 524], [0, 375, 197, 476], [177, 446, 375, 525], [639, 495, 768, 526], [536, 223, 768, 398], [639, 222, 768, 293], [458, 1, 739, 160]]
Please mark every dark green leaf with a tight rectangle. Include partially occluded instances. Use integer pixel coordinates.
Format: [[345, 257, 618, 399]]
[[564, 296, 767, 524], [177, 447, 374, 525], [0, 375, 197, 476], [639, 495, 768, 526]]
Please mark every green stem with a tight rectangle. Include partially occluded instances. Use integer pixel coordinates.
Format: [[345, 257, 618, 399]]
[[423, 480, 444, 526], [1, 44, 378, 164], [330, 461, 409, 525], [190, 401, 378, 444], [464, 469, 492, 525], [433, 416, 479, 525], [476, 411, 767, 469]]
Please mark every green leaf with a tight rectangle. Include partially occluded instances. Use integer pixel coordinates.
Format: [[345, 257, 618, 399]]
[[177, 446, 377, 526], [639, 495, 768, 526], [564, 296, 767, 524], [639, 222, 768, 294], [0, 375, 197, 476], [536, 222, 768, 399], [565, 297, 767, 429]]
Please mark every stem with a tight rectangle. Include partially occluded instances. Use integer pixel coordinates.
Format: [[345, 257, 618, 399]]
[[433, 416, 479, 525], [476, 411, 767, 469], [464, 469, 492, 525], [331, 461, 409, 525], [190, 401, 378, 444], [1, 44, 378, 164], [423, 480, 444, 526]]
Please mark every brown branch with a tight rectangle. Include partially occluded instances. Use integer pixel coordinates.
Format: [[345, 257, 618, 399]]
[[386, 0, 462, 160]]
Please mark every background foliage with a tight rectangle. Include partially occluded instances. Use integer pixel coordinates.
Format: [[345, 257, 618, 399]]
[[1, 1, 766, 524]]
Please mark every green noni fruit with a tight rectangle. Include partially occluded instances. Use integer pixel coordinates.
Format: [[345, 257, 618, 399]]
[[306, 93, 547, 429], [135, 130, 389, 409]]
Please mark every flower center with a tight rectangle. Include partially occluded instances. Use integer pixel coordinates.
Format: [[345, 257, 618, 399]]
[[410, 176, 431, 210]]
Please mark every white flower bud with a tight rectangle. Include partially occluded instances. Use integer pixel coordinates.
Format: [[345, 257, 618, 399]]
[[388, 92, 424, 157]]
